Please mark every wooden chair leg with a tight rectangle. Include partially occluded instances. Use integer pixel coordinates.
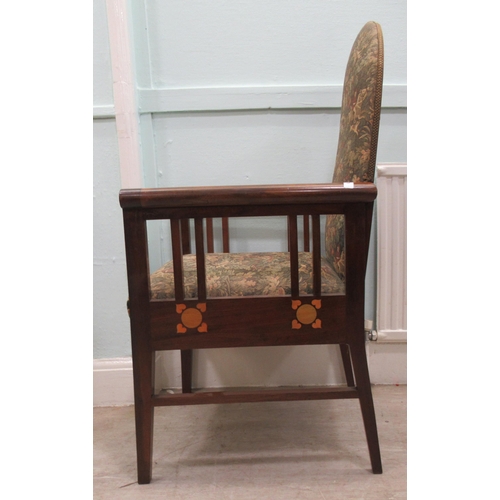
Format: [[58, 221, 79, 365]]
[[349, 340, 383, 474], [132, 351, 155, 484], [181, 349, 193, 393], [134, 399, 154, 484], [340, 344, 355, 387]]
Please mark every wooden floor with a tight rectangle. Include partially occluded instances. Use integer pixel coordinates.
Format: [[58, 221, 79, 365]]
[[94, 385, 406, 499]]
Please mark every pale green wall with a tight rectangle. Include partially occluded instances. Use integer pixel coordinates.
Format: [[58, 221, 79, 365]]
[[93, 119, 130, 358], [93, 0, 130, 358], [93, 0, 407, 359]]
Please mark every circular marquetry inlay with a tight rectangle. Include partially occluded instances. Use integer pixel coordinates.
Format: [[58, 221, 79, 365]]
[[296, 304, 317, 325], [181, 308, 203, 329]]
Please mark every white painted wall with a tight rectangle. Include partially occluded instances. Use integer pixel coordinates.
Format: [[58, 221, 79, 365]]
[[93, 0, 407, 395]]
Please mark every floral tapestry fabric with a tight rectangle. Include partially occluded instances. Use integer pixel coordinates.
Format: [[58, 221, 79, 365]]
[[325, 22, 383, 278], [333, 21, 383, 185], [150, 252, 345, 300], [324, 215, 346, 280]]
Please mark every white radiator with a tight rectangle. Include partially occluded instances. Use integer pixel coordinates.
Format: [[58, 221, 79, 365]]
[[375, 163, 407, 343]]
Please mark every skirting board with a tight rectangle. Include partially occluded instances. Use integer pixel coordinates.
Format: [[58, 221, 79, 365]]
[[94, 346, 407, 407], [94, 357, 134, 407], [368, 343, 407, 385]]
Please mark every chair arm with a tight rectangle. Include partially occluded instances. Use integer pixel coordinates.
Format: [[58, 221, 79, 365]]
[[119, 183, 377, 209]]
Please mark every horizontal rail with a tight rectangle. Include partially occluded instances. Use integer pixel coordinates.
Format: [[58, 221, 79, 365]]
[[149, 295, 347, 350], [119, 183, 377, 209], [136, 204, 360, 221], [152, 386, 359, 406], [137, 84, 407, 113]]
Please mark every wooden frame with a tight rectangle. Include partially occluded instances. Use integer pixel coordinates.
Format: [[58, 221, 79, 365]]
[[120, 182, 382, 483]]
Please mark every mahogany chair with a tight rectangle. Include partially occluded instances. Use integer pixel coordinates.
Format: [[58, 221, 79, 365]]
[[120, 21, 384, 484]]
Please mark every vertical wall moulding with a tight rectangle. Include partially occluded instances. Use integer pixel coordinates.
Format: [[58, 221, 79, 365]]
[[105, 0, 142, 188]]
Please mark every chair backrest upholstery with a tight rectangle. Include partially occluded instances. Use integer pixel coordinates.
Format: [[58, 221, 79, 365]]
[[325, 21, 384, 280]]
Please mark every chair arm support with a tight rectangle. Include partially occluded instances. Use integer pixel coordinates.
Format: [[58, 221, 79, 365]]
[[119, 183, 377, 209]]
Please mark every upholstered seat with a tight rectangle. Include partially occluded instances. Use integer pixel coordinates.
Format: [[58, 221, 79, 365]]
[[150, 251, 345, 299]]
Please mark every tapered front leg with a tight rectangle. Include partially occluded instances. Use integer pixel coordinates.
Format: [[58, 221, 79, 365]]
[[134, 396, 154, 484], [132, 350, 155, 484], [123, 211, 156, 483], [349, 340, 382, 474]]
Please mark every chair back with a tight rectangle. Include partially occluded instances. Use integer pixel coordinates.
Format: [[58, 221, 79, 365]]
[[325, 21, 384, 279]]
